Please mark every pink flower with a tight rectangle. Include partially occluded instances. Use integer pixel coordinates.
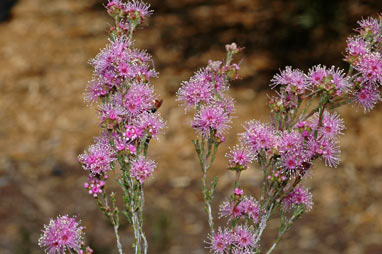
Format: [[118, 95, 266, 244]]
[[357, 17, 380, 38], [328, 67, 349, 92], [124, 125, 142, 141], [124, 83, 155, 116], [78, 135, 116, 176], [38, 215, 84, 254], [354, 83, 381, 112], [219, 196, 260, 223], [281, 153, 299, 171], [207, 228, 234, 254], [278, 131, 304, 154], [85, 80, 107, 104], [320, 139, 341, 168], [346, 36, 369, 57], [307, 65, 328, 87], [234, 225, 256, 249], [130, 156, 156, 183], [282, 186, 313, 212], [226, 145, 255, 169], [98, 102, 127, 129], [240, 120, 277, 154], [84, 176, 106, 197], [240, 196, 260, 223], [192, 104, 231, 138], [355, 52, 382, 83], [271, 66, 309, 94], [177, 69, 214, 110], [133, 112, 166, 139], [307, 65, 349, 93], [311, 111, 345, 140], [123, 0, 153, 20], [234, 187, 244, 196]]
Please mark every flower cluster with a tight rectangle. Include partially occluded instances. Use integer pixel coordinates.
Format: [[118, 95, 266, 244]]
[[208, 226, 257, 254], [282, 186, 313, 212], [240, 120, 277, 156], [38, 3, 382, 254], [203, 14, 381, 254], [78, 135, 115, 176], [307, 65, 349, 95], [345, 15, 382, 112], [177, 43, 241, 140], [271, 66, 308, 94], [226, 145, 255, 170], [207, 187, 261, 253], [38, 215, 85, 254], [106, 0, 153, 31], [76, 2, 163, 253], [79, 0, 165, 196], [130, 155, 156, 183], [219, 196, 260, 223]]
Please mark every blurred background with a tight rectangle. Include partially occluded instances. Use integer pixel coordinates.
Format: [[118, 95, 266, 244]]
[[0, 0, 381, 253]]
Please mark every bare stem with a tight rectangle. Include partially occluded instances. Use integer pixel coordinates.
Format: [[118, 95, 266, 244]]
[[202, 168, 215, 235], [199, 138, 219, 235], [132, 212, 141, 254], [254, 203, 274, 244], [113, 224, 124, 254], [265, 213, 299, 254]]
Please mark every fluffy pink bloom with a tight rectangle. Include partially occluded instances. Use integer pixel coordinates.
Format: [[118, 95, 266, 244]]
[[357, 17, 380, 38], [130, 156, 156, 183], [328, 67, 349, 93], [207, 228, 234, 254], [346, 36, 369, 57], [282, 187, 313, 212], [277, 131, 304, 154], [354, 83, 381, 112], [124, 125, 142, 141], [38, 215, 84, 254], [307, 65, 349, 93], [90, 37, 131, 85], [240, 120, 276, 154], [277, 131, 311, 173], [78, 136, 116, 176], [112, 131, 138, 154], [90, 36, 157, 90], [226, 145, 255, 169], [123, 0, 153, 20], [306, 137, 341, 168], [234, 225, 256, 249], [271, 66, 309, 94], [192, 104, 231, 138], [124, 83, 155, 116], [307, 65, 328, 87], [219, 200, 243, 219], [85, 80, 107, 103], [240, 196, 260, 223], [133, 112, 165, 138], [218, 96, 236, 116], [98, 102, 127, 128], [320, 139, 341, 168], [177, 69, 214, 110], [129, 48, 152, 63], [106, 0, 125, 11], [219, 196, 260, 223], [311, 111, 345, 140], [281, 153, 299, 171], [355, 52, 382, 83]]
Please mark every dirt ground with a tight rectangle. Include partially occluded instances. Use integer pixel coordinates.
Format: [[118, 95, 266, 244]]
[[0, 0, 381, 253]]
